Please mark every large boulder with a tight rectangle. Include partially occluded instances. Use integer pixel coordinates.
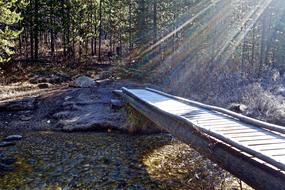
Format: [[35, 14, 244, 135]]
[[59, 112, 124, 132], [70, 76, 97, 88]]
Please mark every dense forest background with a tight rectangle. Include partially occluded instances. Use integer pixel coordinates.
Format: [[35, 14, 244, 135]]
[[1, 0, 285, 124], [2, 0, 285, 73]]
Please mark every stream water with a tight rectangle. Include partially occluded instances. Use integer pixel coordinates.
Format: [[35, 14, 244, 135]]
[[0, 129, 252, 190]]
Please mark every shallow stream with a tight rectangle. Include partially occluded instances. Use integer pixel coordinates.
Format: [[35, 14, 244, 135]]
[[0, 130, 252, 190]]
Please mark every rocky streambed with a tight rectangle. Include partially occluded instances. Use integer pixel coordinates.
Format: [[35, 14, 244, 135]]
[[0, 130, 252, 190], [0, 78, 252, 189]]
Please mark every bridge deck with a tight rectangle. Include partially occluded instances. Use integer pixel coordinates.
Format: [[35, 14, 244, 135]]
[[122, 87, 285, 190]]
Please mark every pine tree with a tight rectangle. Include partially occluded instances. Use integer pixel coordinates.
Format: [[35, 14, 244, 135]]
[[0, 0, 26, 63]]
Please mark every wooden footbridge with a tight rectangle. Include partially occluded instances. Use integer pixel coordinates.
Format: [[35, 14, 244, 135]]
[[121, 87, 285, 190]]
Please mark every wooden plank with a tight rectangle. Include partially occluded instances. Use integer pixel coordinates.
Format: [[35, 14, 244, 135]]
[[216, 127, 259, 134], [187, 116, 226, 121], [255, 144, 285, 151], [223, 130, 264, 135], [209, 124, 251, 129], [238, 137, 275, 142], [260, 149, 285, 156], [187, 115, 222, 118], [215, 126, 255, 132], [191, 120, 240, 125], [248, 140, 285, 147], [273, 156, 285, 163], [230, 133, 270, 138], [191, 122, 241, 128]]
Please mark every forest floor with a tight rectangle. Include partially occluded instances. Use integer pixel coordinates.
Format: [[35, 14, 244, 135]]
[[0, 63, 253, 189]]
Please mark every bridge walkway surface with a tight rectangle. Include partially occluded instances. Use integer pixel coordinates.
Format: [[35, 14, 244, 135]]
[[122, 87, 285, 190]]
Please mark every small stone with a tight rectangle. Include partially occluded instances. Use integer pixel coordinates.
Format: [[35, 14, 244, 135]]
[[0, 163, 14, 172], [112, 90, 123, 97], [0, 141, 16, 147], [4, 135, 23, 141], [1, 157, 17, 165], [111, 99, 124, 109], [228, 103, 247, 113], [96, 79, 112, 86], [83, 164, 90, 168], [20, 115, 33, 121], [26, 159, 37, 165], [38, 83, 50, 89]]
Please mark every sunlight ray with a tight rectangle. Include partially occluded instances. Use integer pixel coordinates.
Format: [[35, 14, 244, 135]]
[[141, 0, 223, 57], [214, 0, 274, 65]]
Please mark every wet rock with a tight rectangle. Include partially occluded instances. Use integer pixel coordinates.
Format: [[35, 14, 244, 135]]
[[112, 90, 123, 97], [0, 141, 16, 147], [60, 112, 124, 132], [4, 97, 36, 111], [1, 157, 17, 165], [38, 83, 50, 89], [70, 76, 97, 88], [53, 111, 74, 120], [62, 101, 81, 111], [26, 159, 37, 165], [96, 79, 112, 86], [4, 135, 23, 141], [228, 103, 247, 113], [111, 99, 124, 109], [0, 163, 14, 172], [20, 115, 33, 121]]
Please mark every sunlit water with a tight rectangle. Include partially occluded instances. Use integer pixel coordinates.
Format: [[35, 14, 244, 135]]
[[0, 130, 252, 190]]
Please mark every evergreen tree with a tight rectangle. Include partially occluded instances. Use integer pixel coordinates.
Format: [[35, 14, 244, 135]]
[[0, 0, 26, 62]]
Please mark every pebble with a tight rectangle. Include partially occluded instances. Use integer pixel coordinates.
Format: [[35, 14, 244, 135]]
[[20, 115, 33, 121], [1, 157, 17, 165], [4, 135, 23, 141], [26, 159, 37, 165], [38, 83, 50, 89], [0, 163, 14, 172], [110, 99, 124, 109], [0, 141, 16, 147]]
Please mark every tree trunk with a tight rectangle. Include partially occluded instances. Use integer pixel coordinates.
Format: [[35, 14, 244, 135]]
[[61, 0, 66, 58], [153, 0, 157, 42], [34, 0, 39, 60], [138, 0, 146, 44], [128, 0, 133, 50], [98, 0, 103, 61], [259, 13, 269, 76]]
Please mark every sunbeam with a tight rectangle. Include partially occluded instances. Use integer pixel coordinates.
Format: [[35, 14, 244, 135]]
[[214, 0, 276, 65], [140, 0, 223, 57]]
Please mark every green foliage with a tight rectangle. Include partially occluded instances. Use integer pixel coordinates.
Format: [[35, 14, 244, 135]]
[[0, 0, 27, 62]]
